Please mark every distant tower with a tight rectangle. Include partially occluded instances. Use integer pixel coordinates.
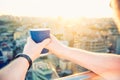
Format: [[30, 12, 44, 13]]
[[74, 33, 108, 53], [116, 35, 120, 54]]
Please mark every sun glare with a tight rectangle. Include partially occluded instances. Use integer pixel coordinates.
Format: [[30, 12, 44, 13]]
[[0, 0, 112, 18]]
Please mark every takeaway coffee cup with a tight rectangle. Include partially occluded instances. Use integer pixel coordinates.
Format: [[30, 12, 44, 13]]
[[30, 28, 50, 54]]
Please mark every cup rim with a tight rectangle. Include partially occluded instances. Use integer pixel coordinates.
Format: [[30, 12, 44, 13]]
[[29, 28, 50, 31]]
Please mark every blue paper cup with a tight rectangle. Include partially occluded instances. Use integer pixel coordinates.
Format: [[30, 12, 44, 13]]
[[30, 28, 50, 54]]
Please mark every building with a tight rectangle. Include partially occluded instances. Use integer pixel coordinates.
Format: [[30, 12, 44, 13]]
[[14, 26, 28, 40], [73, 31, 108, 53]]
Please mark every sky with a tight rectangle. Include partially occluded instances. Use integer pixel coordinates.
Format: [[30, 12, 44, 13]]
[[0, 0, 112, 18]]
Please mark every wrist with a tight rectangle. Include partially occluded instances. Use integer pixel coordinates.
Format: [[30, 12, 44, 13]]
[[23, 51, 39, 61], [52, 45, 70, 58], [15, 53, 32, 70]]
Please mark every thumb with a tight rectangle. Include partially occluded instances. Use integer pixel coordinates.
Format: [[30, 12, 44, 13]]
[[38, 38, 51, 48]]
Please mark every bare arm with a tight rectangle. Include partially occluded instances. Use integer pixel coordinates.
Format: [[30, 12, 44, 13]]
[[65, 48, 120, 80], [0, 57, 29, 80], [47, 35, 120, 80], [0, 38, 50, 80]]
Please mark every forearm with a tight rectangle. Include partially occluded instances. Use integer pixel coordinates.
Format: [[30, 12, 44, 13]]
[[68, 48, 120, 72], [51, 46, 120, 79], [0, 57, 29, 80], [51, 47, 103, 72]]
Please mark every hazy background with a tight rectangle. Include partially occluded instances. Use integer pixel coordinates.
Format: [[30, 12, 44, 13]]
[[0, 0, 112, 18]]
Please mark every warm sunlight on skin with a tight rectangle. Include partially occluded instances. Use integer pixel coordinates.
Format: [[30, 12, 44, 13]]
[[0, 0, 112, 18]]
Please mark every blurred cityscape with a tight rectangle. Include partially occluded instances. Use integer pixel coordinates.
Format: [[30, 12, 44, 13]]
[[0, 15, 120, 80]]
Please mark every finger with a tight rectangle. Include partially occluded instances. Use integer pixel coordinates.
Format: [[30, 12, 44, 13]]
[[37, 38, 51, 48], [50, 34, 55, 39], [50, 34, 58, 41], [26, 37, 36, 45], [27, 37, 30, 42]]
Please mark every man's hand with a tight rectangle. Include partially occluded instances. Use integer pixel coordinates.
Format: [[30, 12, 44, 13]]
[[23, 37, 50, 61]]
